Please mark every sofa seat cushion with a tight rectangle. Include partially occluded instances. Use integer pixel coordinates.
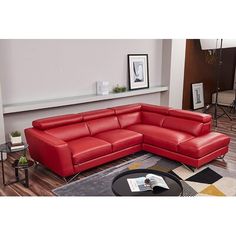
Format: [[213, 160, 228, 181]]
[[127, 124, 194, 152], [68, 137, 112, 165], [178, 132, 230, 159], [95, 129, 143, 152]]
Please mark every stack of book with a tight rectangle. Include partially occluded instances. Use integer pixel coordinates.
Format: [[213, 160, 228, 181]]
[[8, 142, 25, 151]]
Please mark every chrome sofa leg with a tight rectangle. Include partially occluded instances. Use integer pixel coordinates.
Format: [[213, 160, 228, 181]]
[[182, 163, 196, 172], [34, 161, 40, 168], [63, 172, 80, 184], [62, 177, 67, 183], [218, 155, 225, 160]]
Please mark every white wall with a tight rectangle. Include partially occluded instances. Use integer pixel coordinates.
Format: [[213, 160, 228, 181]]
[[0, 39, 164, 139], [0, 39, 162, 105], [0, 81, 5, 140], [160, 39, 172, 106], [161, 39, 186, 109], [0, 82, 6, 159], [168, 39, 186, 108]]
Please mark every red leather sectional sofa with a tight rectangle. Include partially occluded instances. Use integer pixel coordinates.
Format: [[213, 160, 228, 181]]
[[25, 103, 230, 178]]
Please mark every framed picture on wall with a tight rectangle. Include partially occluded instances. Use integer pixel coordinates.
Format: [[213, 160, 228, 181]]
[[128, 54, 149, 90], [192, 83, 204, 109]]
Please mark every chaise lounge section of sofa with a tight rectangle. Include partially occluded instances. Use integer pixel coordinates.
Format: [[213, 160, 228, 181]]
[[25, 103, 230, 178]]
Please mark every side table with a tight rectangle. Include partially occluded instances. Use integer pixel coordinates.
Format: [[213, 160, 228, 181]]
[[0, 142, 29, 186], [12, 160, 34, 187]]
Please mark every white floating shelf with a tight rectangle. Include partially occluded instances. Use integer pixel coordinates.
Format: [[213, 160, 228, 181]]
[[3, 86, 168, 114]]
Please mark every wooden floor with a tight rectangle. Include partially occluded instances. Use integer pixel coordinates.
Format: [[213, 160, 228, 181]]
[[1, 108, 236, 196]]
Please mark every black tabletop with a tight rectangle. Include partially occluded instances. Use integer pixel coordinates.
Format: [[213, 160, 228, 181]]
[[112, 169, 183, 196], [12, 160, 34, 169]]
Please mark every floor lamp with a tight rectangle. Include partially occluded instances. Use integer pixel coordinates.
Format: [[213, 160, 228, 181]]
[[229, 91, 236, 113], [202, 39, 233, 127], [229, 71, 236, 113]]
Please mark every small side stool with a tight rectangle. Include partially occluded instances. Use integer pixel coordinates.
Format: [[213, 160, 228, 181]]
[[12, 160, 34, 188]]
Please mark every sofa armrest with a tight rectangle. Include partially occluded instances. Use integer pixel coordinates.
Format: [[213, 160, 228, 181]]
[[25, 128, 74, 177]]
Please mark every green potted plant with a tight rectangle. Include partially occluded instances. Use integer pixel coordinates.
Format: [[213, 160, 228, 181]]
[[18, 156, 28, 166], [113, 84, 127, 93], [9, 131, 22, 145]]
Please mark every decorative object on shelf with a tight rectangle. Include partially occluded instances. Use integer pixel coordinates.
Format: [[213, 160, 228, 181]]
[[128, 54, 149, 90], [18, 155, 28, 166], [9, 131, 22, 145], [112, 84, 127, 93], [192, 83, 204, 109], [96, 81, 109, 95]]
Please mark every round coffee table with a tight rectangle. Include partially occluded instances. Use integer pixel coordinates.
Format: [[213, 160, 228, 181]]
[[112, 169, 183, 196]]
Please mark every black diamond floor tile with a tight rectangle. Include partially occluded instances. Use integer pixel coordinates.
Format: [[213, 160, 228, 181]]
[[186, 167, 222, 184]]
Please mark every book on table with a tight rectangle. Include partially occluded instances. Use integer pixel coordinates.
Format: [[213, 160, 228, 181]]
[[8, 142, 25, 151], [127, 174, 169, 192]]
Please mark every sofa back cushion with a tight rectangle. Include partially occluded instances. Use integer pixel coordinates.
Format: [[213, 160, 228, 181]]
[[45, 122, 90, 141], [86, 116, 120, 135], [117, 112, 141, 128], [82, 109, 114, 121], [141, 104, 170, 115], [110, 103, 141, 115], [162, 116, 203, 136], [33, 114, 83, 130], [141, 111, 166, 127], [168, 109, 211, 123]]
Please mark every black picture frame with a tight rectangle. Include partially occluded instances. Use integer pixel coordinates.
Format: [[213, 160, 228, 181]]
[[128, 54, 149, 90]]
